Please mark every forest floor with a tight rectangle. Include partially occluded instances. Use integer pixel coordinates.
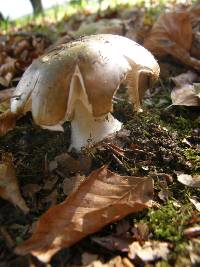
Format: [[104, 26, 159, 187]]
[[0, 1, 199, 267]]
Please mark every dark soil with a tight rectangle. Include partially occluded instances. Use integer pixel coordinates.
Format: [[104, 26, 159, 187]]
[[0, 85, 199, 267]]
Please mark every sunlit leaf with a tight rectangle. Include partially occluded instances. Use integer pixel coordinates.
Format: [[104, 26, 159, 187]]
[[15, 165, 153, 263]]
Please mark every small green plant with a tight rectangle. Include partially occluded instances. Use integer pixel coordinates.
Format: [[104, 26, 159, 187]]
[[184, 148, 200, 171], [147, 201, 191, 242]]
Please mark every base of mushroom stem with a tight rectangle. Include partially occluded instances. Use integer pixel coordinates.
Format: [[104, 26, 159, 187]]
[[69, 107, 122, 152]]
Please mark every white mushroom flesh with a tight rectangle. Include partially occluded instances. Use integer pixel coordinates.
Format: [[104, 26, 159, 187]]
[[10, 34, 160, 151], [66, 65, 122, 150], [70, 100, 121, 151]]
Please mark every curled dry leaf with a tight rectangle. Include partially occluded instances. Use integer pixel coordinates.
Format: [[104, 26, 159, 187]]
[[177, 173, 200, 187], [0, 153, 29, 213], [0, 109, 18, 136], [170, 71, 198, 87], [170, 71, 200, 106], [15, 165, 153, 263], [144, 9, 200, 71], [128, 241, 169, 262], [189, 196, 200, 212], [0, 87, 15, 105], [144, 11, 192, 56], [171, 83, 200, 106], [189, 3, 200, 59], [63, 174, 86, 195]]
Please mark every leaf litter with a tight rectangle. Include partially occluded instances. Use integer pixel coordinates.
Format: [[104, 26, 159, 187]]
[[15, 165, 153, 263], [177, 173, 200, 187], [0, 153, 29, 213], [0, 1, 200, 266], [128, 241, 170, 262]]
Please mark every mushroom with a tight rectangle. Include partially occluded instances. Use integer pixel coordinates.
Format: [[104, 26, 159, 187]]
[[9, 34, 159, 151]]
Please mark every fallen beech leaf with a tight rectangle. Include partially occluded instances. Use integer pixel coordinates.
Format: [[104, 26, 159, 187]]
[[171, 71, 198, 87], [189, 3, 200, 59], [0, 87, 15, 104], [128, 241, 169, 262], [189, 197, 200, 212], [0, 57, 17, 76], [0, 109, 18, 136], [177, 173, 200, 187], [15, 166, 153, 263], [0, 153, 29, 213], [144, 10, 200, 71], [63, 174, 86, 195], [144, 11, 192, 56], [171, 84, 200, 106]]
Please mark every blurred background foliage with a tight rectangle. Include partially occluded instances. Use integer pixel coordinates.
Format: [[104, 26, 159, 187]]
[[0, 0, 195, 32]]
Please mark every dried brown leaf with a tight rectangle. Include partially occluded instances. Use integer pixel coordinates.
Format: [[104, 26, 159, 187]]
[[190, 3, 200, 59], [15, 165, 153, 263], [14, 39, 31, 56], [0, 57, 17, 76], [128, 241, 169, 262], [171, 71, 199, 87], [144, 10, 200, 71], [63, 174, 86, 195], [144, 11, 192, 56], [177, 173, 200, 187], [0, 87, 15, 104], [171, 84, 200, 106], [0, 153, 29, 213], [189, 196, 200, 212], [0, 109, 17, 135]]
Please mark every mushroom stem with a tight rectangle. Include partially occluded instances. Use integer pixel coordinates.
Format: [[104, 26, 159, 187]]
[[70, 100, 122, 151]]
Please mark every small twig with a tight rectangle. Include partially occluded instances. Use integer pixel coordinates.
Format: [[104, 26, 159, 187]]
[[112, 153, 124, 168]]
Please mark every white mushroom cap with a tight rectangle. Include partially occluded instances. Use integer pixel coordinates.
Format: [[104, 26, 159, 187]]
[[11, 34, 159, 150]]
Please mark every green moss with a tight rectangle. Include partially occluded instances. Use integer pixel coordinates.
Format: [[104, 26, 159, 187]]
[[155, 261, 171, 267], [183, 148, 200, 171], [146, 202, 191, 243]]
